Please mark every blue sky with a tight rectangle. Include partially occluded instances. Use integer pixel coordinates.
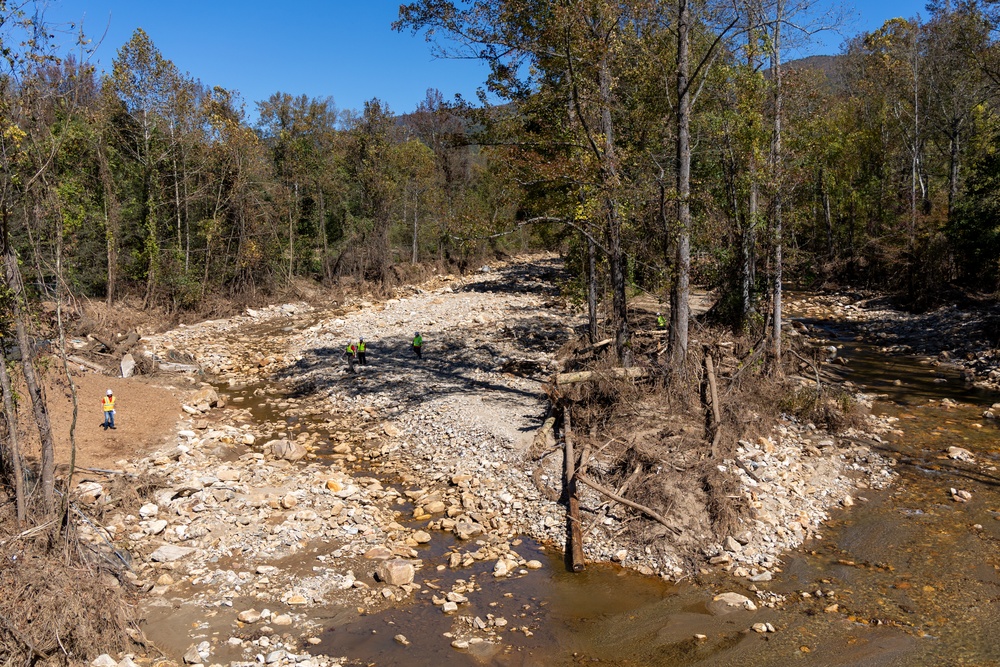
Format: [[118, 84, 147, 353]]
[[42, 0, 931, 119]]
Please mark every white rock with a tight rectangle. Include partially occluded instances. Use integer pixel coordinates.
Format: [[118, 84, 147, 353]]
[[150, 545, 196, 562]]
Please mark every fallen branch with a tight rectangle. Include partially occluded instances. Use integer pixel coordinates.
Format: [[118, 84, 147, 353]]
[[0, 518, 59, 549], [531, 414, 557, 458], [61, 353, 108, 374], [556, 367, 649, 385], [576, 473, 681, 535], [581, 338, 613, 354], [564, 407, 586, 572], [615, 463, 644, 498], [76, 466, 126, 476], [704, 348, 723, 459]]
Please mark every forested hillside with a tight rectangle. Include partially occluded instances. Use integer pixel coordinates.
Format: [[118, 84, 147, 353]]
[[1, 2, 998, 326]]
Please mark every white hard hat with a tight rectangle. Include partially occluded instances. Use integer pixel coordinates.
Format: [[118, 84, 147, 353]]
[[107, 389, 113, 395]]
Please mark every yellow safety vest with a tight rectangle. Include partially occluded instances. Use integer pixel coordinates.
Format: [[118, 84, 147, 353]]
[[359, 342, 366, 352], [413, 336, 423, 347], [103, 396, 115, 412]]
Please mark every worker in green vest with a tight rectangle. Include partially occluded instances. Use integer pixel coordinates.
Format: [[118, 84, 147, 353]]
[[358, 337, 368, 365], [412, 332, 423, 359], [656, 312, 666, 329], [345, 340, 358, 373]]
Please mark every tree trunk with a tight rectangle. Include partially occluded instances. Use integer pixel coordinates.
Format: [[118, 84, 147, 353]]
[[741, 17, 760, 330], [599, 51, 630, 364], [0, 342, 26, 524], [2, 212, 56, 512], [947, 128, 960, 221], [412, 187, 419, 265], [98, 144, 119, 306], [318, 182, 330, 281], [289, 182, 298, 283], [587, 231, 598, 344], [822, 169, 833, 259], [670, 0, 692, 367], [771, 0, 784, 365]]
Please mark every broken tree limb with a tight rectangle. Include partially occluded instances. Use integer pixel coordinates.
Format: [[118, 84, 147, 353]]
[[63, 354, 108, 374], [576, 473, 682, 535], [556, 367, 649, 385], [531, 413, 557, 458], [581, 338, 613, 354], [615, 463, 644, 498], [704, 347, 723, 459], [563, 407, 586, 572]]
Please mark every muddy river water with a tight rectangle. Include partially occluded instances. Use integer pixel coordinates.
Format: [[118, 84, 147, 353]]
[[145, 311, 1000, 666]]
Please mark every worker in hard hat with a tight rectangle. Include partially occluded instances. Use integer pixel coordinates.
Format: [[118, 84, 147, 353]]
[[102, 389, 116, 430]]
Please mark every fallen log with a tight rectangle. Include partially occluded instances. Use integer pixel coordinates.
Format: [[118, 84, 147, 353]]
[[532, 414, 557, 456], [581, 338, 613, 354], [155, 361, 201, 373], [556, 367, 649, 385], [64, 354, 108, 374], [704, 348, 723, 458], [564, 407, 586, 572], [576, 473, 682, 535]]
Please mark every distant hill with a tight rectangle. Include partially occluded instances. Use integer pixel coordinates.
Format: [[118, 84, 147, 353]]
[[784, 54, 846, 92]]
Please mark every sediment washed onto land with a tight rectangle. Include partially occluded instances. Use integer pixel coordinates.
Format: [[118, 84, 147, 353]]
[[72, 260, 924, 667]]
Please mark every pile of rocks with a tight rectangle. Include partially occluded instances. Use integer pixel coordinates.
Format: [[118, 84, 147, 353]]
[[704, 413, 896, 581]]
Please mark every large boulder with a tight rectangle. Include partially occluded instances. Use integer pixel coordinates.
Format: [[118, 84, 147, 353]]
[[708, 592, 757, 615], [376, 559, 415, 586], [268, 439, 307, 462], [120, 353, 136, 378], [190, 387, 224, 412]]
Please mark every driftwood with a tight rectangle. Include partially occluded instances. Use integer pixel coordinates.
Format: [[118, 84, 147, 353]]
[[556, 367, 649, 385], [581, 338, 613, 355], [64, 354, 108, 374], [704, 348, 723, 458], [576, 473, 682, 535], [77, 466, 126, 476], [532, 413, 557, 455], [615, 463, 644, 498], [563, 407, 586, 572], [155, 361, 201, 373]]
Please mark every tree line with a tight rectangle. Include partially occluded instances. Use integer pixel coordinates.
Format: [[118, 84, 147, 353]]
[[5, 0, 1000, 517]]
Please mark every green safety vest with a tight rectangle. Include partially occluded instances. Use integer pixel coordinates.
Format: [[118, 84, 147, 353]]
[[413, 336, 423, 347], [657, 315, 666, 327], [358, 342, 366, 352], [346, 343, 356, 354]]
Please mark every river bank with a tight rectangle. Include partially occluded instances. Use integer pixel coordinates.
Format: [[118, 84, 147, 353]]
[[63, 259, 904, 666]]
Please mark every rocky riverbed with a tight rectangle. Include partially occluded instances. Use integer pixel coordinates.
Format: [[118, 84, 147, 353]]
[[72, 259, 902, 666]]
